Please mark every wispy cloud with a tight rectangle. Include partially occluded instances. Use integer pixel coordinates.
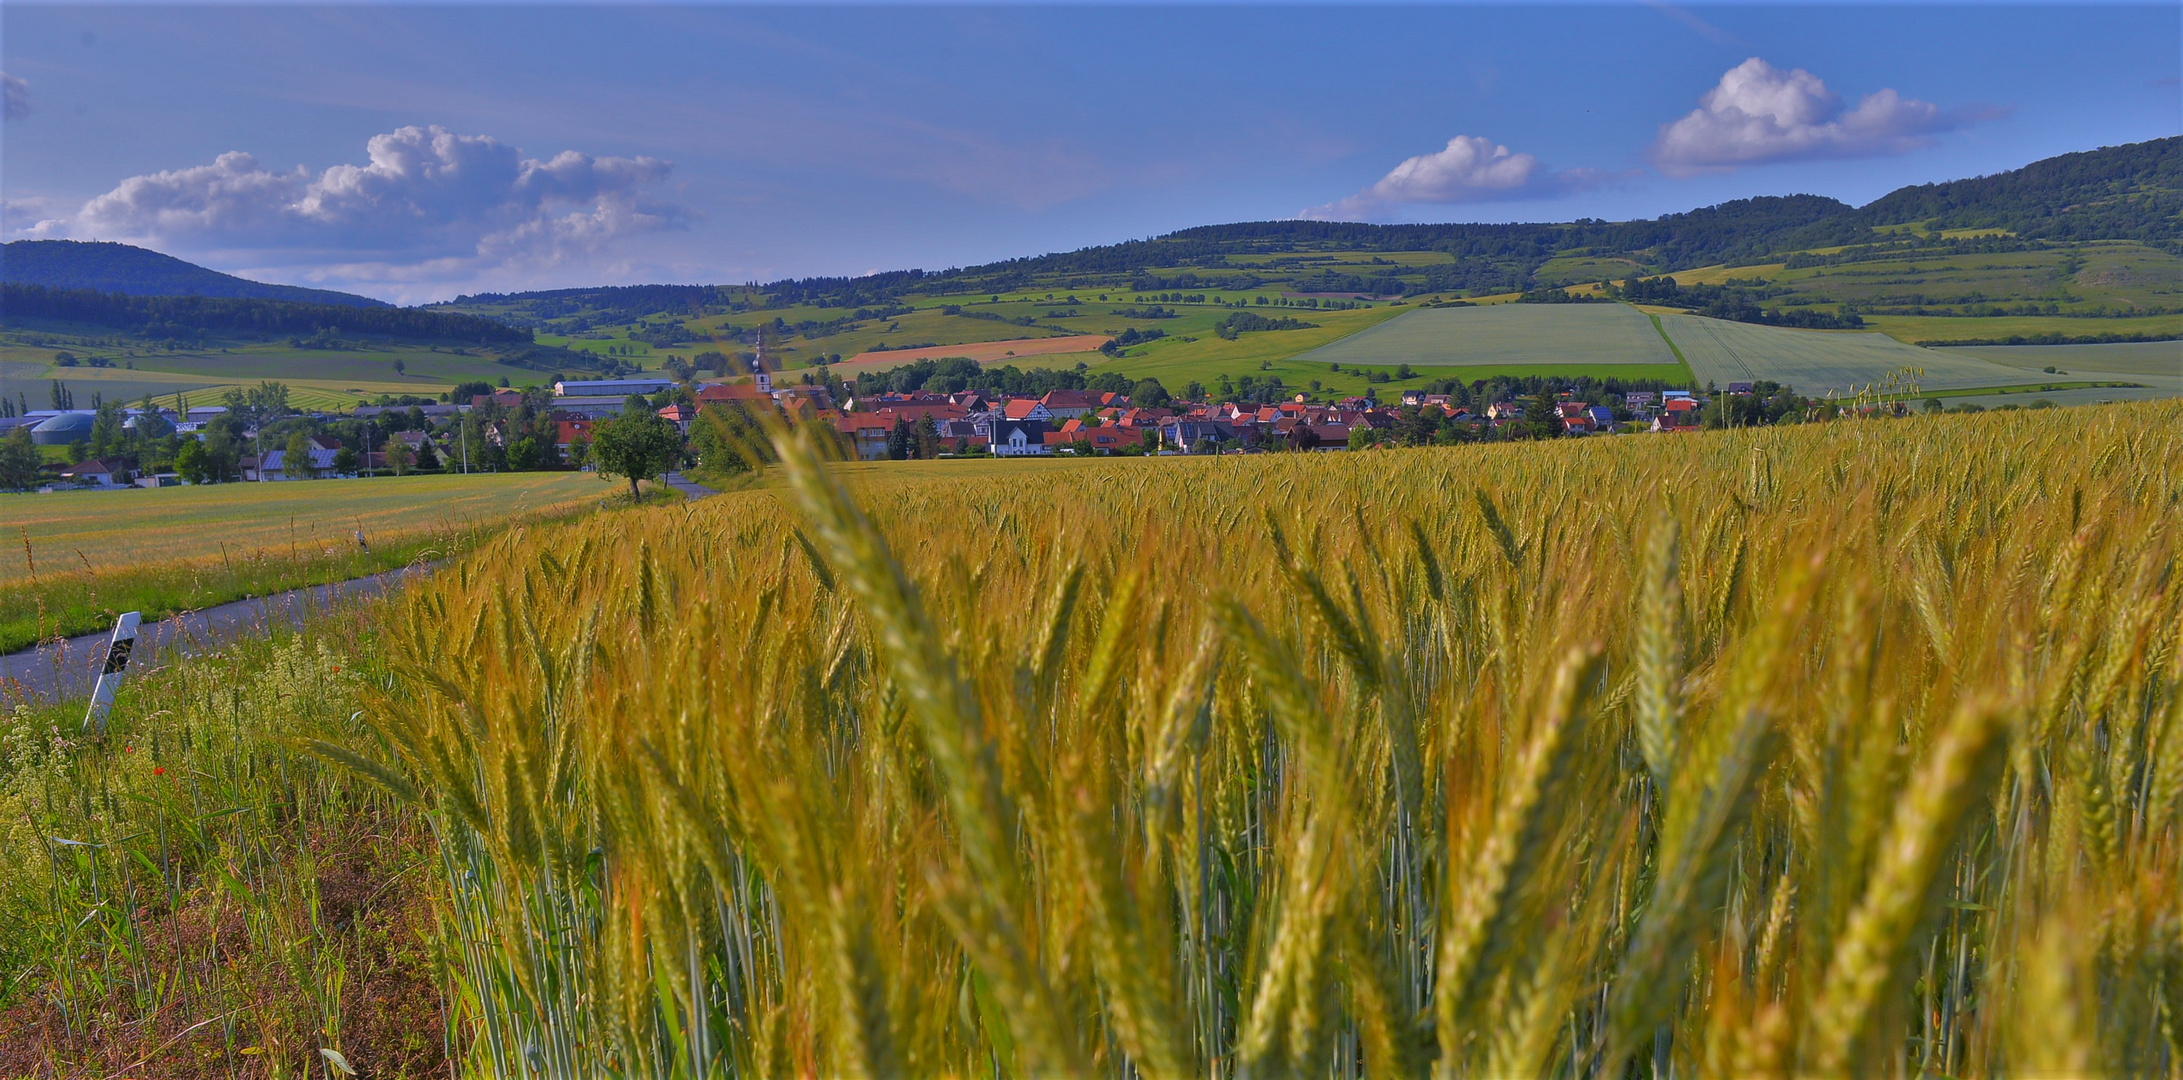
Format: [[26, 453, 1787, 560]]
[[1641, 1, 1744, 48], [2, 73, 29, 121], [1648, 58, 2004, 176], [1301, 135, 1605, 221], [18, 125, 690, 301]]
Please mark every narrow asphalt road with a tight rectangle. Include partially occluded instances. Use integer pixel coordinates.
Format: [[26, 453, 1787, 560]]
[[663, 471, 719, 499], [0, 565, 425, 704]]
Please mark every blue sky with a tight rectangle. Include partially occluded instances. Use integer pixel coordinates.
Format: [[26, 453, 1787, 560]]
[[4, 3, 2177, 303]]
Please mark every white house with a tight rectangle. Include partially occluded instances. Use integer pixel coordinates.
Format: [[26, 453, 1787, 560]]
[[990, 418, 1050, 456]]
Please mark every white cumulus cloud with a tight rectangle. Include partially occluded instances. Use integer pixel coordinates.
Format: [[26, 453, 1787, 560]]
[[1649, 58, 1997, 175], [1302, 135, 1601, 221], [25, 125, 687, 299]]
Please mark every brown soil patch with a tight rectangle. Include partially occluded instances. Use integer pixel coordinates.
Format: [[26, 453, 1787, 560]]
[[0, 817, 446, 1079]]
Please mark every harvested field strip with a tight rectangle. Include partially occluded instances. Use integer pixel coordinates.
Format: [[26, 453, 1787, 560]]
[[1292, 303, 1675, 367], [841, 333, 1113, 367]]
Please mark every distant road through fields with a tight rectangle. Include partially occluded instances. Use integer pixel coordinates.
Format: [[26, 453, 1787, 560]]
[[0, 566, 422, 703], [663, 471, 720, 499]]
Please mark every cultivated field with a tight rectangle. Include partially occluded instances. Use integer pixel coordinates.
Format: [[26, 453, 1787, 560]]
[[1954, 341, 2183, 393], [841, 334, 1114, 368], [0, 471, 614, 652], [1292, 303, 1678, 369], [4, 472, 607, 583], [1656, 314, 2033, 395], [12, 403, 2178, 1074]]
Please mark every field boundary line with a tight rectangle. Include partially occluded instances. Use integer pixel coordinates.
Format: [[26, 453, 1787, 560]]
[[1646, 310, 1701, 386]]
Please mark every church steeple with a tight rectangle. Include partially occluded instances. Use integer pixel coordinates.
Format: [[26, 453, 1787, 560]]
[[753, 329, 773, 394]]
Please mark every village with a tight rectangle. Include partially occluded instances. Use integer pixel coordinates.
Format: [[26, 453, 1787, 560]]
[[0, 364, 1746, 490]]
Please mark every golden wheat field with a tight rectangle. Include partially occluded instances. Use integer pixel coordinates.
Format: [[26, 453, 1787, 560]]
[[5, 401, 2180, 1077]]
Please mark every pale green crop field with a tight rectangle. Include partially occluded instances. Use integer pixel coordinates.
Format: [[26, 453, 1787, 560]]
[[1937, 385, 2177, 409], [1289, 303, 1677, 368], [1950, 341, 2182, 392], [1655, 314, 2033, 395]]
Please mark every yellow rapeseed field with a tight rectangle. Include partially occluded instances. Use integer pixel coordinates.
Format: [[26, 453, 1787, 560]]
[[346, 401, 2181, 1076]]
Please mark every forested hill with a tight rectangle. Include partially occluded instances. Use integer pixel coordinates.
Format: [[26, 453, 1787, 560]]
[[747, 193, 1867, 304], [1, 240, 388, 308], [3, 283, 531, 344], [436, 137, 2179, 317], [1857, 136, 2182, 241]]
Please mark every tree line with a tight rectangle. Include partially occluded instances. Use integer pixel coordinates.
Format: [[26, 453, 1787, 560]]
[[3, 284, 532, 343]]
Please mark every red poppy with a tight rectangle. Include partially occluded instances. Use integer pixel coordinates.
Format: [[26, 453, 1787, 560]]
[[153, 766, 166, 776]]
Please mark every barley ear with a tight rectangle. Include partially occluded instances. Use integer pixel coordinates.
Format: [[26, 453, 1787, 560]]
[[1604, 704, 1776, 1072], [1636, 513, 1685, 790], [1434, 645, 1601, 1075], [1807, 700, 2010, 1073]]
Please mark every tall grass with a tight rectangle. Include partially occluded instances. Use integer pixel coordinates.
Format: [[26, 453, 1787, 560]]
[[345, 402, 2178, 1073]]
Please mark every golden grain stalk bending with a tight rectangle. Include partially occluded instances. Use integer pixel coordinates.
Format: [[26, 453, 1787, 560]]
[[364, 401, 2182, 1077]]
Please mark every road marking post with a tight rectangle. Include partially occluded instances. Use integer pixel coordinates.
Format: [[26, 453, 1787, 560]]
[[84, 611, 141, 734]]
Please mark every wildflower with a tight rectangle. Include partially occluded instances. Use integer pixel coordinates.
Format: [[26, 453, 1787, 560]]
[[153, 766, 166, 776]]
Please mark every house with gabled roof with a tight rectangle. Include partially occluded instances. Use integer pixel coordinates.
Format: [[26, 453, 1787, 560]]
[[1040, 390, 1104, 419], [1002, 398, 1055, 423], [992, 417, 1050, 456]]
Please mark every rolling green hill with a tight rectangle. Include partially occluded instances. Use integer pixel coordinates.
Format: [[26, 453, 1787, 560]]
[[2, 240, 387, 307], [7, 138, 2173, 411]]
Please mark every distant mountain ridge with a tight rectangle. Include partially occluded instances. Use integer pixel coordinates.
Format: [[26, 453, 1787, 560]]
[[0, 240, 388, 308]]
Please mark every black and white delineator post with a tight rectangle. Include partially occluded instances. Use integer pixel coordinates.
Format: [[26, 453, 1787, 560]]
[[84, 611, 142, 734]]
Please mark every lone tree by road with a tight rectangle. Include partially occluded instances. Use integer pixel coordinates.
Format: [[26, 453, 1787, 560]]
[[592, 399, 682, 502]]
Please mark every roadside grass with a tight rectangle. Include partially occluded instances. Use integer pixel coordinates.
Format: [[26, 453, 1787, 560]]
[[0, 472, 615, 653], [0, 619, 447, 1077]]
